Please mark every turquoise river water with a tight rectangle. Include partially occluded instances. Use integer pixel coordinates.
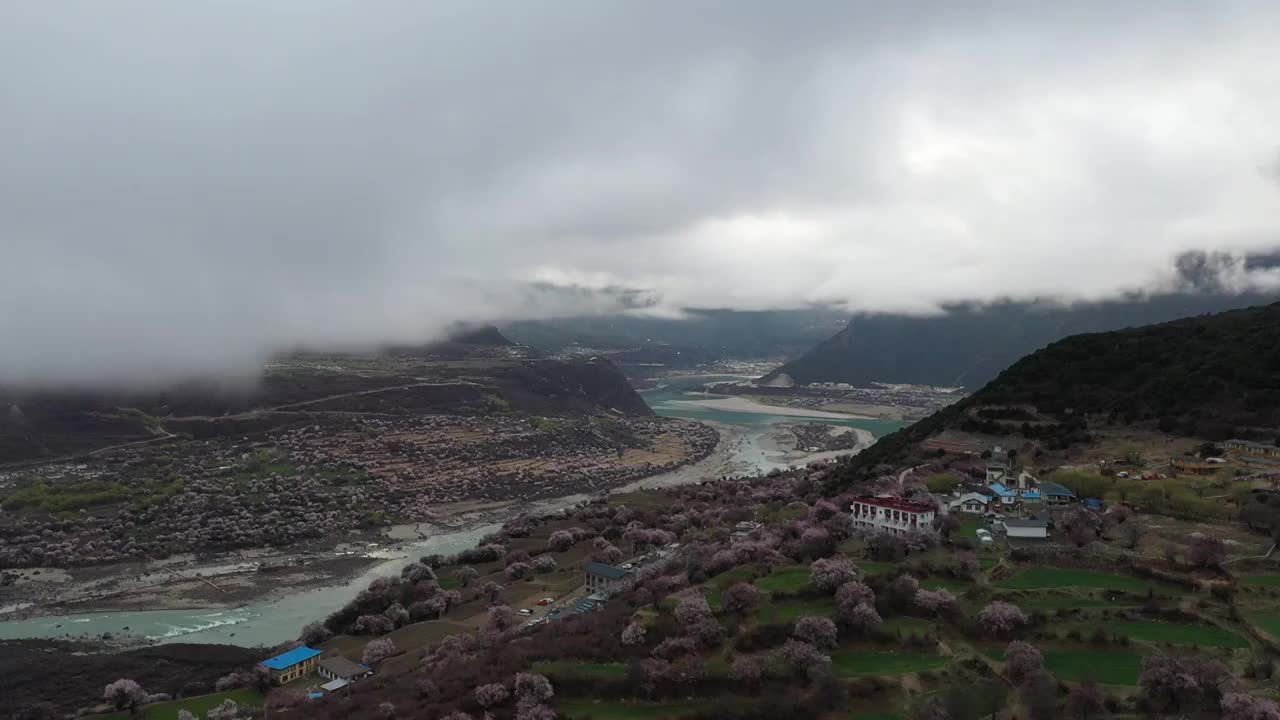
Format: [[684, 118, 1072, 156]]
[[0, 375, 904, 646]]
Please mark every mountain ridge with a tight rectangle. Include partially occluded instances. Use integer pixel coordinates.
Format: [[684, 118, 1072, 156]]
[[763, 292, 1278, 390]]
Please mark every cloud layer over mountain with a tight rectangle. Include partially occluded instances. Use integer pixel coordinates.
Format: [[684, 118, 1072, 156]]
[[3, 1, 1279, 385]]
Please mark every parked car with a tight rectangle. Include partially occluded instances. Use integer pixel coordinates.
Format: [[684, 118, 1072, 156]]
[[537, 597, 554, 606], [518, 608, 533, 616]]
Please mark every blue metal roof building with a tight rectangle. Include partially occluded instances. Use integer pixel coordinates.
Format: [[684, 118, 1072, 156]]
[[262, 646, 322, 670]]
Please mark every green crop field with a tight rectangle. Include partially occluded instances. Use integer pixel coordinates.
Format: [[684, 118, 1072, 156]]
[[1241, 575, 1280, 588], [921, 578, 970, 592], [1249, 613, 1280, 641], [703, 567, 756, 608], [831, 651, 949, 677], [881, 616, 933, 639], [96, 689, 263, 720], [1111, 621, 1246, 648], [754, 566, 812, 595], [532, 660, 629, 680], [986, 648, 1143, 685], [859, 561, 895, 576], [1015, 593, 1116, 610], [995, 568, 1148, 593], [755, 596, 836, 624], [559, 701, 708, 719]]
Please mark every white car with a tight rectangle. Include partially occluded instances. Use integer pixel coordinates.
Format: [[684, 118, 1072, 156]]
[[517, 608, 533, 616]]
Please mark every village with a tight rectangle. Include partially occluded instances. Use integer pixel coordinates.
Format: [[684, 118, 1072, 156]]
[[36, 420, 1280, 720]]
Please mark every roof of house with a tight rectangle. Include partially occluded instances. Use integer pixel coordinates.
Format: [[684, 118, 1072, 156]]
[[586, 562, 630, 580], [1228, 439, 1280, 450], [988, 483, 1017, 497], [1037, 481, 1076, 497], [949, 492, 990, 505], [1003, 518, 1049, 529], [852, 496, 934, 513], [261, 646, 322, 670], [319, 655, 371, 679], [1021, 490, 1042, 499], [321, 678, 349, 692]]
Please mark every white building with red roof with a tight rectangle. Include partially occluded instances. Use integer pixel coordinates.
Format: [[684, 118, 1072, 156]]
[[850, 496, 936, 535]]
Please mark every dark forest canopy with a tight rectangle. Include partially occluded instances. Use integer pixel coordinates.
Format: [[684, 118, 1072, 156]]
[[765, 291, 1278, 390], [834, 301, 1280, 486]]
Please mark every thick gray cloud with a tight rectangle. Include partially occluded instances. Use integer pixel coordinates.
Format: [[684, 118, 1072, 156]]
[[2, 1, 1279, 385]]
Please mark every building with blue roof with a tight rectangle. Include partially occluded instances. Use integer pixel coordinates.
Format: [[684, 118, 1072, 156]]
[[988, 483, 1018, 507], [1037, 481, 1077, 506], [260, 646, 322, 684]]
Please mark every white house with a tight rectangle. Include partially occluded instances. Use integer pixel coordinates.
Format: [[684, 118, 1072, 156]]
[[947, 492, 991, 515], [850, 497, 936, 535]]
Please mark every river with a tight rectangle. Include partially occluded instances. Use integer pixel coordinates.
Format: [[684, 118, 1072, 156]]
[[0, 374, 904, 647]]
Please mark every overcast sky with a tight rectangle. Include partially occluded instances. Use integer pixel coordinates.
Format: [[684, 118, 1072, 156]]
[[3, 1, 1279, 386]]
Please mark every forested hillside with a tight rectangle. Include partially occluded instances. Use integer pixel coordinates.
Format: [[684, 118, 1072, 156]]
[[764, 292, 1277, 390], [834, 302, 1280, 485]]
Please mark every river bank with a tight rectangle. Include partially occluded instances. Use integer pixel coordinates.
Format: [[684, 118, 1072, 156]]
[[665, 394, 874, 419], [0, 421, 741, 645]]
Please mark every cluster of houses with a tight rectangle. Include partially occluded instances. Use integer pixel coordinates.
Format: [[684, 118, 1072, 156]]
[[848, 454, 1090, 545], [258, 646, 374, 696]]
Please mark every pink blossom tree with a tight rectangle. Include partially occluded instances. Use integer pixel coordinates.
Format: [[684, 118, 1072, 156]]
[[977, 601, 1027, 636], [840, 602, 882, 634], [513, 673, 554, 704], [487, 605, 517, 633], [474, 683, 510, 709], [809, 556, 858, 593], [722, 583, 764, 616], [454, 566, 479, 587], [1222, 692, 1280, 720], [481, 581, 504, 604], [621, 621, 647, 646], [793, 616, 839, 650], [731, 655, 766, 691], [1004, 641, 1044, 685], [776, 639, 831, 676], [362, 637, 397, 665], [914, 589, 958, 616], [104, 679, 146, 712]]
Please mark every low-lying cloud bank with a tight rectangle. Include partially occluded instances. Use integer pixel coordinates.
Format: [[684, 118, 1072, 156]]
[[2, 2, 1279, 386]]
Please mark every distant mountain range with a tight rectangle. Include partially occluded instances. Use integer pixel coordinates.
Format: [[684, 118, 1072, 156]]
[[501, 308, 849, 368], [835, 301, 1280, 483], [763, 292, 1278, 390]]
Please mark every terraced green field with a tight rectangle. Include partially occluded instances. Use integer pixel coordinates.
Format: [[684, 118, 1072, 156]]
[[754, 566, 812, 594], [986, 648, 1143, 685], [1111, 621, 1247, 648], [859, 561, 895, 576], [703, 567, 756, 608], [921, 578, 971, 592], [1014, 594, 1116, 610], [1241, 575, 1280, 588], [830, 651, 949, 677], [995, 568, 1149, 593], [559, 701, 708, 719], [1248, 613, 1280, 641], [532, 661, 628, 680], [881, 616, 933, 639], [97, 689, 263, 720], [755, 596, 836, 624]]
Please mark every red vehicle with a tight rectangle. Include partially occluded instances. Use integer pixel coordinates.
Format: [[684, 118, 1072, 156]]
[[537, 597, 554, 606]]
